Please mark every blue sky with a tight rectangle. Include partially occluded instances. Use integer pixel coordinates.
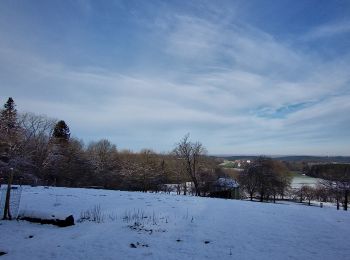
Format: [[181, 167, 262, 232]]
[[1, 0, 350, 155]]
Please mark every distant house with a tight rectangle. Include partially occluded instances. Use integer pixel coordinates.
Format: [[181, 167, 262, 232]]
[[209, 177, 240, 199]]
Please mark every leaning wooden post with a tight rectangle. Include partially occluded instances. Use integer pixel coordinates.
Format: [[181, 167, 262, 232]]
[[3, 168, 14, 220]]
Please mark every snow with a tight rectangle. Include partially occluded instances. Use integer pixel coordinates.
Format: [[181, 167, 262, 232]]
[[0, 186, 349, 260], [216, 177, 239, 188], [291, 175, 321, 188]]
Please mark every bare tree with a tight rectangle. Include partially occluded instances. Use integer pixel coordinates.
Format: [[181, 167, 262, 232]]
[[87, 140, 118, 172], [17, 113, 57, 183], [173, 134, 207, 196], [239, 165, 259, 201], [302, 185, 315, 206], [18, 112, 56, 141], [321, 179, 345, 210], [239, 157, 291, 202], [311, 164, 350, 211]]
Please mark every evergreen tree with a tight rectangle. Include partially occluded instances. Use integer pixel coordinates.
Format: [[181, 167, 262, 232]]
[[52, 120, 70, 142], [0, 97, 21, 165], [0, 97, 19, 138], [0, 98, 20, 219]]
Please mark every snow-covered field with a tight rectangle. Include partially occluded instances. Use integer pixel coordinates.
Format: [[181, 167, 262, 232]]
[[291, 174, 321, 188], [0, 186, 349, 260]]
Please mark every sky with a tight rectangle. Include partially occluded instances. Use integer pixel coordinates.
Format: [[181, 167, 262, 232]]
[[0, 0, 350, 155]]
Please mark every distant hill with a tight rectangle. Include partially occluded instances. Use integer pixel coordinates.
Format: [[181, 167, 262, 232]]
[[214, 155, 259, 161], [273, 156, 350, 163], [214, 155, 350, 163]]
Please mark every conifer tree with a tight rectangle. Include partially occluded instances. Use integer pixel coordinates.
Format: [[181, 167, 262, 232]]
[[52, 120, 70, 142], [0, 98, 20, 220], [0, 97, 22, 163], [0, 97, 19, 142]]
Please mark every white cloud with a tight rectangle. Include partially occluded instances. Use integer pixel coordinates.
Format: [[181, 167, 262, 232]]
[[1, 6, 350, 155], [303, 20, 350, 40]]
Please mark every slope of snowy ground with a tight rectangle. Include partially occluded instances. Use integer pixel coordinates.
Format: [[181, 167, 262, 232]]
[[291, 174, 321, 188], [0, 186, 349, 260]]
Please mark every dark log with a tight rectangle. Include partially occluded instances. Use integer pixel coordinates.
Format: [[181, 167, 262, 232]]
[[18, 215, 74, 227]]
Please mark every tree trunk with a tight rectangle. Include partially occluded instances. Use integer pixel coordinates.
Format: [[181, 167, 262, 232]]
[[273, 194, 276, 203], [343, 190, 348, 211], [193, 180, 200, 196], [250, 192, 253, 201], [336, 197, 340, 210], [195, 185, 200, 196], [3, 169, 14, 220]]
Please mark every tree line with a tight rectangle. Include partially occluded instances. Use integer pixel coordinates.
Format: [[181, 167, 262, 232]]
[[0, 98, 221, 194], [306, 164, 350, 210]]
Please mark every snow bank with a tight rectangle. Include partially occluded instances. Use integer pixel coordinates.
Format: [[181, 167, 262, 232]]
[[0, 186, 349, 260]]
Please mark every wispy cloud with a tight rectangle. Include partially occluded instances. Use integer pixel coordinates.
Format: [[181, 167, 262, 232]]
[[303, 20, 350, 40], [0, 1, 349, 155]]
